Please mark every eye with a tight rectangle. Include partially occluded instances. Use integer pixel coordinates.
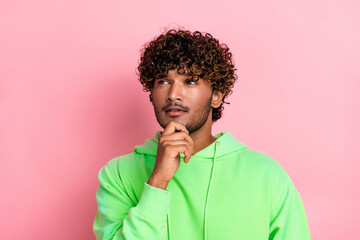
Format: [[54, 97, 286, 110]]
[[186, 79, 198, 85], [157, 80, 169, 84]]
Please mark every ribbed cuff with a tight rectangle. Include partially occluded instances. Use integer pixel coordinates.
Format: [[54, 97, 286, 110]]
[[134, 182, 171, 221]]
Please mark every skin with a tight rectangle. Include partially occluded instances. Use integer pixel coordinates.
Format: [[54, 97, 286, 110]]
[[147, 69, 225, 190]]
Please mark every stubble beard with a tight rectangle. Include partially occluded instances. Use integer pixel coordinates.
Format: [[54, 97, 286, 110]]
[[153, 95, 213, 134]]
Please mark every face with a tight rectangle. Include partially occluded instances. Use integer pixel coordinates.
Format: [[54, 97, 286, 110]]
[[151, 69, 217, 134]]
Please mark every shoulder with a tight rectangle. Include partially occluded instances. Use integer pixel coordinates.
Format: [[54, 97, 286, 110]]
[[101, 152, 149, 176], [238, 148, 298, 207], [238, 148, 294, 187], [105, 152, 136, 170], [97, 153, 134, 183]]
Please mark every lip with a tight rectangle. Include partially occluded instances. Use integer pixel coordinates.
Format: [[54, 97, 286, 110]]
[[165, 107, 187, 117]]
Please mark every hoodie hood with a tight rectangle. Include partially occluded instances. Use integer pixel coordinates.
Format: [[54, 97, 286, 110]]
[[134, 130, 248, 160]]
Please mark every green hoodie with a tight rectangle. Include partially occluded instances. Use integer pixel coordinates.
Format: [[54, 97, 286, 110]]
[[93, 131, 311, 240]]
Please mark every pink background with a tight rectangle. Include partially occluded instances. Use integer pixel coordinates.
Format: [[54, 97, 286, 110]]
[[1, 0, 359, 239]]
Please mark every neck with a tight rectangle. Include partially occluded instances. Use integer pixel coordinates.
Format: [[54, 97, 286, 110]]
[[189, 117, 217, 155], [190, 132, 217, 155]]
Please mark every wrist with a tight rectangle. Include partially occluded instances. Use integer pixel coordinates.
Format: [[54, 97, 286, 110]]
[[147, 175, 169, 190]]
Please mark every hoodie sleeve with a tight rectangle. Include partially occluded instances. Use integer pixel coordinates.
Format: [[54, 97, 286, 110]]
[[93, 162, 171, 240], [269, 181, 311, 240]]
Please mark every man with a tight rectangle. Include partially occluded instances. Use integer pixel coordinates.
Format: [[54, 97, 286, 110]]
[[93, 28, 311, 240]]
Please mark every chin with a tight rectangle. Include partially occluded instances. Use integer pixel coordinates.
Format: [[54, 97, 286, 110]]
[[172, 118, 187, 125], [167, 118, 186, 125], [158, 118, 186, 129]]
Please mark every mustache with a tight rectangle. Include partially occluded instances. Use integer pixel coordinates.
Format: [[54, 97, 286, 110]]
[[162, 102, 189, 112]]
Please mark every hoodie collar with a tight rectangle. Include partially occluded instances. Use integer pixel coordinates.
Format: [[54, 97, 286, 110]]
[[133, 131, 247, 159]]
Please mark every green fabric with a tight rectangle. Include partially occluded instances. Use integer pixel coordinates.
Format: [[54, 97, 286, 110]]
[[93, 131, 311, 240]]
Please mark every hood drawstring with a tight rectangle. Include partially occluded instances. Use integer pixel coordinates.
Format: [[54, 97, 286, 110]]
[[167, 211, 171, 240], [166, 141, 220, 240], [204, 141, 220, 240]]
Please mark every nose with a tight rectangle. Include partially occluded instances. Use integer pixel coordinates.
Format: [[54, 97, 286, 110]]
[[167, 82, 183, 102]]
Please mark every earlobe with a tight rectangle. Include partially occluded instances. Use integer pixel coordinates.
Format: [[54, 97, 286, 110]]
[[149, 89, 154, 103], [211, 90, 225, 108]]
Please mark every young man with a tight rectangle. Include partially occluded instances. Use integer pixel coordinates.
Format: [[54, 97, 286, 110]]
[[93, 29, 311, 240]]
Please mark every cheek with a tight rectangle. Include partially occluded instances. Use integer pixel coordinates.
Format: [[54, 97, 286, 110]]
[[152, 88, 165, 101], [153, 100, 161, 111], [152, 96, 165, 113], [190, 89, 212, 105], [151, 90, 160, 104]]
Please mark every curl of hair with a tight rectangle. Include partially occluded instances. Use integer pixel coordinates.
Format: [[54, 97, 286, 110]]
[[136, 28, 237, 122]]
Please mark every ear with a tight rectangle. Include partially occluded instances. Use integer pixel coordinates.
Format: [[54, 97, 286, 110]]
[[149, 89, 153, 103], [211, 90, 225, 108]]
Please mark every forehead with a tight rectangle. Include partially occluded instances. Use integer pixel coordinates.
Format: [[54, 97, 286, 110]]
[[154, 68, 212, 88], [165, 69, 192, 78], [163, 69, 212, 88]]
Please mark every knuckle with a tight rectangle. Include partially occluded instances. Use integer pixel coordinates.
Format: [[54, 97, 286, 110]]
[[167, 144, 175, 149], [181, 144, 188, 149]]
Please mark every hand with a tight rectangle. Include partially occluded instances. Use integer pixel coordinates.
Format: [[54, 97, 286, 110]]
[[147, 121, 194, 190]]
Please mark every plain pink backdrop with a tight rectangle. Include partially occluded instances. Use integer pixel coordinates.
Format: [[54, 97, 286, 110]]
[[1, 0, 359, 239]]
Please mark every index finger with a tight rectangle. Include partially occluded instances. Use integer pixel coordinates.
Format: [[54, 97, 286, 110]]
[[163, 121, 189, 136]]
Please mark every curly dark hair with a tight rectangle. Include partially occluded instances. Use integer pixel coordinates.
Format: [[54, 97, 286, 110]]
[[136, 28, 237, 122]]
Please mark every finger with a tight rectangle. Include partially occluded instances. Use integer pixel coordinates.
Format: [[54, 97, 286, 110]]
[[183, 146, 192, 163], [162, 140, 191, 147], [169, 145, 192, 162], [160, 134, 194, 154], [162, 140, 192, 157], [160, 131, 193, 145], [163, 121, 189, 135]]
